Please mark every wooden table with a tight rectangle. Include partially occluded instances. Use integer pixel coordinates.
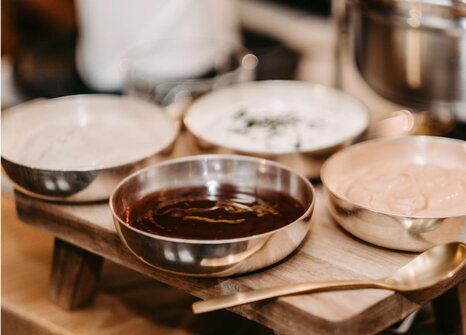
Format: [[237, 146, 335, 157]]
[[14, 184, 466, 335]]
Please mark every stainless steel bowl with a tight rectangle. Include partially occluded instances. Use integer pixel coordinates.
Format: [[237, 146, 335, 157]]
[[321, 136, 466, 251], [349, 0, 466, 121], [110, 155, 315, 277], [1, 95, 179, 202], [184, 80, 369, 179]]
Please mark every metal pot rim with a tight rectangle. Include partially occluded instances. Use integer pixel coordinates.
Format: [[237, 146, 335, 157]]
[[352, 0, 466, 31]]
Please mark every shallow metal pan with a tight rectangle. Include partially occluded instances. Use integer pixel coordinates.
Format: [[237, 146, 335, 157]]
[[321, 136, 466, 251], [1, 95, 179, 202]]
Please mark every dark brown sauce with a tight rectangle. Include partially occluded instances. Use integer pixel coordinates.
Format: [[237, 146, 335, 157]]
[[125, 184, 306, 240]]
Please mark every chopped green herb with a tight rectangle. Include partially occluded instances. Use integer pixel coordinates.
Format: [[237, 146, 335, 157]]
[[229, 108, 309, 152], [234, 109, 247, 119], [230, 109, 300, 137], [308, 120, 323, 128], [295, 140, 301, 150]]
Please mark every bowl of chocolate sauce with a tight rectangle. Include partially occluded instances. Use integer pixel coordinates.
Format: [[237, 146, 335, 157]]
[[110, 155, 315, 277]]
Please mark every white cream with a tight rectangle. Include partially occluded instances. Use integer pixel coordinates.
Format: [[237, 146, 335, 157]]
[[185, 81, 369, 155], [2, 97, 177, 170], [339, 163, 466, 217]]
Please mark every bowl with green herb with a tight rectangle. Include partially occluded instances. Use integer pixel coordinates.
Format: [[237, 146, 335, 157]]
[[184, 80, 369, 177]]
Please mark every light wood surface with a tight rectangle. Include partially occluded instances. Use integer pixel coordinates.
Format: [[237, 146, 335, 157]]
[[14, 185, 466, 335], [2, 191, 272, 335]]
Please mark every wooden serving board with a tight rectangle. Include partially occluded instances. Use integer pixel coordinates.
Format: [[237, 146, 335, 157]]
[[14, 185, 466, 335]]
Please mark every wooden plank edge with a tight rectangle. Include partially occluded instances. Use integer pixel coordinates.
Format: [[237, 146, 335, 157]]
[[2, 303, 63, 335], [14, 194, 466, 335]]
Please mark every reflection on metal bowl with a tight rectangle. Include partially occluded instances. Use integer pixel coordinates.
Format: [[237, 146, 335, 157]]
[[321, 136, 466, 252], [110, 155, 315, 277], [1, 95, 179, 202], [1, 157, 151, 202]]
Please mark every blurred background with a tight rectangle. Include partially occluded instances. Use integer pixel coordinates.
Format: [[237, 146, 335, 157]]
[[3, 0, 464, 138], [1, 0, 330, 100]]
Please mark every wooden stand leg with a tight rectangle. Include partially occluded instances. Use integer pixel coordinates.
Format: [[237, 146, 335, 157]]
[[458, 281, 466, 334], [49, 238, 103, 310]]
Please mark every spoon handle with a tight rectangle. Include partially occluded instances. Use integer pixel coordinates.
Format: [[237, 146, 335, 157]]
[[192, 280, 386, 314]]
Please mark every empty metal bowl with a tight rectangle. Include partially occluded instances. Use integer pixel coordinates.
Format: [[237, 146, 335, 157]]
[[110, 155, 315, 277], [321, 136, 466, 251], [1, 95, 179, 202]]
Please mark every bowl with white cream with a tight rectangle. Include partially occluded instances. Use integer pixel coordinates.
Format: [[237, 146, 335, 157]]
[[1, 95, 179, 202], [321, 136, 466, 251], [184, 81, 369, 178]]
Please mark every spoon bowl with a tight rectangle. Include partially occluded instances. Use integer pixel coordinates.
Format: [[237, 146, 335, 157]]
[[192, 242, 466, 314], [383, 241, 466, 291]]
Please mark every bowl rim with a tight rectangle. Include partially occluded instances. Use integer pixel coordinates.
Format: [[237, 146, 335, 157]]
[[109, 153, 316, 244], [321, 135, 466, 220], [1, 94, 180, 172], [183, 80, 370, 156]]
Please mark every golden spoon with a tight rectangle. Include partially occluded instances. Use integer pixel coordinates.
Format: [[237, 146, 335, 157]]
[[193, 242, 466, 314]]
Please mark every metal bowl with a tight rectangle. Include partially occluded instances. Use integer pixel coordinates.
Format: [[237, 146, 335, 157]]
[[1, 95, 179, 202], [110, 155, 315, 277], [321, 136, 466, 252], [184, 80, 369, 179]]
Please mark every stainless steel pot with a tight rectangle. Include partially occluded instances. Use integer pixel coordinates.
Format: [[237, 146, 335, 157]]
[[349, 0, 466, 122]]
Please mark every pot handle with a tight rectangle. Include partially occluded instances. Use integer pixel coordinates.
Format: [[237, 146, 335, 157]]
[[373, 110, 415, 138], [373, 109, 455, 137]]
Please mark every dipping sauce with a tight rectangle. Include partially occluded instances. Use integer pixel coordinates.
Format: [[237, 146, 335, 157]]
[[125, 184, 306, 239], [338, 163, 466, 217], [2, 96, 177, 170], [185, 81, 368, 155]]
